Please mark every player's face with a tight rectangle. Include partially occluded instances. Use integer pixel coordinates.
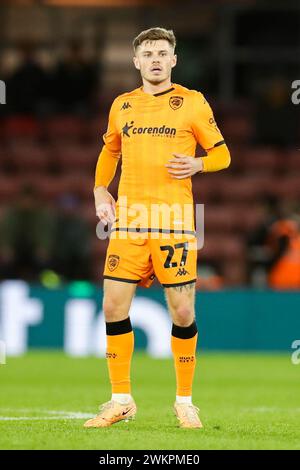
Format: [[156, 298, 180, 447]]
[[133, 39, 177, 85]]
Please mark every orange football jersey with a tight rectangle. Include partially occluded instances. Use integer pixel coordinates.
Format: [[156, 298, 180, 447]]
[[97, 83, 224, 230]]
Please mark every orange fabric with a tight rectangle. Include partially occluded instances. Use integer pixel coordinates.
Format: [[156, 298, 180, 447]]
[[202, 144, 231, 172], [268, 220, 300, 289], [103, 232, 197, 287], [268, 236, 300, 288], [171, 333, 198, 396], [106, 331, 134, 394], [95, 83, 227, 229], [94, 146, 119, 189]]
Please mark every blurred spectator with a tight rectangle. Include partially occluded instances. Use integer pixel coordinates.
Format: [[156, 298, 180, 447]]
[[51, 193, 92, 280], [196, 263, 225, 290], [6, 41, 49, 115], [248, 197, 300, 289], [0, 184, 55, 280], [247, 195, 281, 285], [266, 215, 300, 290], [54, 41, 99, 116]]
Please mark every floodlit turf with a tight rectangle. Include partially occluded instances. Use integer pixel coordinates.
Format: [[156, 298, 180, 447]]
[[0, 351, 299, 450]]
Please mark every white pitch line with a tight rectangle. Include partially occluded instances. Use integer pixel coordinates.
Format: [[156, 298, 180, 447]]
[[0, 411, 93, 421]]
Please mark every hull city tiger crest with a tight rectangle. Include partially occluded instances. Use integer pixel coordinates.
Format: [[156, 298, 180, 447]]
[[107, 254, 120, 272], [169, 96, 183, 110]]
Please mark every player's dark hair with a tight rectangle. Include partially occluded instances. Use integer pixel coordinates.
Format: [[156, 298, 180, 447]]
[[133, 27, 176, 52]]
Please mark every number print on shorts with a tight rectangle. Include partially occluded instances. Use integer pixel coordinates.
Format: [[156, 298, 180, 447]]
[[160, 242, 189, 268]]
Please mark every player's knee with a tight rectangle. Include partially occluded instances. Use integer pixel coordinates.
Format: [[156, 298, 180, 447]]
[[103, 297, 126, 322], [173, 305, 194, 327]]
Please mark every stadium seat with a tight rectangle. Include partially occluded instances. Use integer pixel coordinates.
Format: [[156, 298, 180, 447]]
[[55, 143, 98, 174], [42, 116, 86, 142], [221, 115, 255, 144], [9, 142, 50, 174], [216, 176, 273, 202], [285, 150, 300, 173], [2, 116, 40, 140], [199, 233, 245, 261], [273, 175, 300, 199], [238, 147, 281, 174], [0, 177, 22, 201]]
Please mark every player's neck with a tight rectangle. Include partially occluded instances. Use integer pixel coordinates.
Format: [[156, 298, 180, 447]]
[[141, 79, 173, 95]]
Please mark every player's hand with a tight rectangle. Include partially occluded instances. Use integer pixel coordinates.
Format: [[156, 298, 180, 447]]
[[94, 186, 116, 226], [165, 154, 204, 179]]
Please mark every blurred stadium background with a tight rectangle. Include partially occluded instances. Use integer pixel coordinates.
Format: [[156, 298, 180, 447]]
[[0, 0, 300, 357]]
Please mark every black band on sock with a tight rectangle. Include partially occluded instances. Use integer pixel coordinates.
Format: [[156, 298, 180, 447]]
[[106, 317, 132, 336], [172, 320, 198, 339]]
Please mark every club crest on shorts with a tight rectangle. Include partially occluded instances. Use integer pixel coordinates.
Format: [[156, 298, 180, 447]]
[[169, 96, 183, 110], [107, 254, 120, 271]]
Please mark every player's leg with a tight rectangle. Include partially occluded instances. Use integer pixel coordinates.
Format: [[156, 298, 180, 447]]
[[84, 278, 137, 428], [103, 278, 137, 403], [84, 234, 152, 428], [150, 233, 202, 427], [165, 282, 202, 428], [165, 282, 198, 401]]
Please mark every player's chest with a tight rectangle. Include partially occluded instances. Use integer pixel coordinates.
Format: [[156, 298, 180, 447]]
[[116, 98, 191, 141]]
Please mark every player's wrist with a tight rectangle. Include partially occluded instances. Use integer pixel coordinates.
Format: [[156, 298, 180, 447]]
[[196, 157, 204, 173]]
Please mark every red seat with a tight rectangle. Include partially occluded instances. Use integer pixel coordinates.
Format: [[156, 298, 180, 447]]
[[0, 177, 22, 201], [238, 147, 280, 174], [285, 150, 300, 173], [9, 142, 50, 174], [43, 116, 86, 142], [199, 233, 245, 261], [273, 175, 300, 199], [2, 116, 40, 140], [222, 115, 254, 144], [216, 176, 272, 202], [55, 143, 98, 174]]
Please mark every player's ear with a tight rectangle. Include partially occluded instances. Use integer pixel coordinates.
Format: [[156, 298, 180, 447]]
[[133, 56, 140, 70], [171, 54, 177, 68]]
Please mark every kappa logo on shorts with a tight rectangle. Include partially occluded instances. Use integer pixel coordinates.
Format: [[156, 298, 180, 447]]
[[175, 267, 190, 277], [169, 96, 183, 110], [107, 254, 120, 272]]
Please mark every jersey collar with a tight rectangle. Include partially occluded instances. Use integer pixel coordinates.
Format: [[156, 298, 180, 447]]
[[138, 83, 176, 97]]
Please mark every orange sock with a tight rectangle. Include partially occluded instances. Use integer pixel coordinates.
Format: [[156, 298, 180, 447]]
[[106, 317, 134, 394], [171, 321, 198, 397]]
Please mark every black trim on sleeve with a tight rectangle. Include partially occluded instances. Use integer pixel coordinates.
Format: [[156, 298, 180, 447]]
[[172, 320, 198, 339], [213, 140, 225, 148], [106, 317, 132, 336]]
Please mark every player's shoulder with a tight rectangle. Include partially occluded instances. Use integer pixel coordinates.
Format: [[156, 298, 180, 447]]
[[109, 88, 142, 112], [113, 88, 141, 103], [173, 83, 205, 101]]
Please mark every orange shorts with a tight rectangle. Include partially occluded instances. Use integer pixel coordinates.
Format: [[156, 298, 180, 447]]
[[103, 229, 197, 288]]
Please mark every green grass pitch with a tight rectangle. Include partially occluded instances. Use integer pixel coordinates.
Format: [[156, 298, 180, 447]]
[[0, 351, 299, 450]]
